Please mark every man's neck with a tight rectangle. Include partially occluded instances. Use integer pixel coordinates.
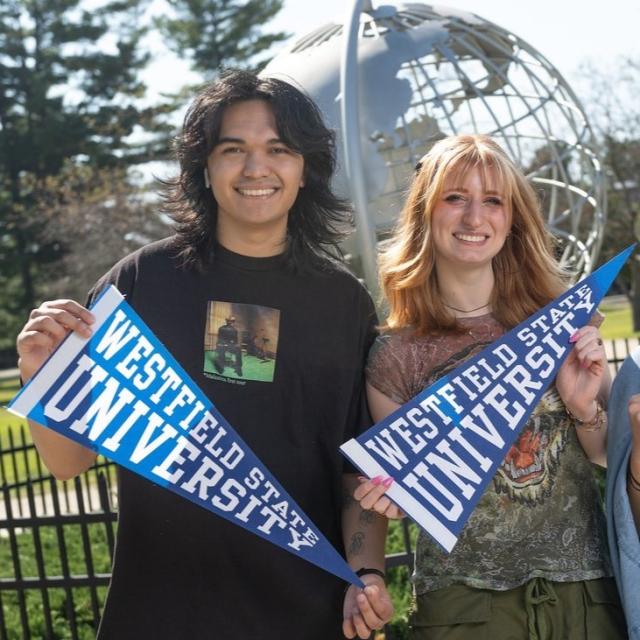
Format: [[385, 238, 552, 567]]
[[216, 226, 287, 258]]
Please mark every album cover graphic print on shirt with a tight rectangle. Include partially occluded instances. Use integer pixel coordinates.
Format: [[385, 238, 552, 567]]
[[203, 301, 280, 383]]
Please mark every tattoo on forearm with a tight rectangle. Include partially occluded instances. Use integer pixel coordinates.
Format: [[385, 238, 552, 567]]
[[348, 531, 365, 557], [359, 509, 375, 525]]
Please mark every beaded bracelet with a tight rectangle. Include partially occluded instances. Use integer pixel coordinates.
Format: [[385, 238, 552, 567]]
[[566, 401, 606, 432]]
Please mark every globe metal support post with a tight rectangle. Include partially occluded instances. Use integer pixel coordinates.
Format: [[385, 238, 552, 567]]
[[341, 0, 380, 300]]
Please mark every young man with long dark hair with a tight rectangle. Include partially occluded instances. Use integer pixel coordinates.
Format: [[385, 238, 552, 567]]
[[16, 70, 392, 639]]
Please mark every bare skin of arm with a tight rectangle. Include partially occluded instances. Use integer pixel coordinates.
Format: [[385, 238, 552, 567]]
[[16, 300, 97, 480], [351, 384, 405, 519]]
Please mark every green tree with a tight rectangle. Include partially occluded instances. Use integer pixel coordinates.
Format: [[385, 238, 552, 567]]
[[36, 162, 169, 304], [156, 0, 287, 78], [578, 57, 640, 322], [0, 0, 169, 345]]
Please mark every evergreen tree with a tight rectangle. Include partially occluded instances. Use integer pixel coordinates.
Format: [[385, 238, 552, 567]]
[[157, 0, 287, 78], [0, 0, 168, 347]]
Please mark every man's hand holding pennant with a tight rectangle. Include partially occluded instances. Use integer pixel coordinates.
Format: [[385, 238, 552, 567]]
[[9, 285, 364, 587]]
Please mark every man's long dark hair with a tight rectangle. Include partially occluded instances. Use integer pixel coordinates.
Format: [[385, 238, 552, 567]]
[[163, 69, 352, 270]]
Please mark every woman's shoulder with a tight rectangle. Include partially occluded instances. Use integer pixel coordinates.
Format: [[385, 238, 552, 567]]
[[369, 327, 418, 361], [367, 329, 422, 404]]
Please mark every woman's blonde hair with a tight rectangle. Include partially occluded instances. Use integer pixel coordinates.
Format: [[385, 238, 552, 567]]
[[380, 134, 568, 335]]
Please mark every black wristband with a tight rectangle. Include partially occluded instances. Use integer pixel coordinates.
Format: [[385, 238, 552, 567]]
[[356, 567, 386, 580]]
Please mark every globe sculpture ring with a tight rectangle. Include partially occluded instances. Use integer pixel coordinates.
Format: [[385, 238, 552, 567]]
[[264, 1, 605, 290]]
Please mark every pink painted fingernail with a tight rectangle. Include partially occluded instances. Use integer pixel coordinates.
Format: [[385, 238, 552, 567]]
[[382, 476, 394, 488], [357, 476, 367, 482], [569, 332, 578, 343], [372, 475, 383, 486]]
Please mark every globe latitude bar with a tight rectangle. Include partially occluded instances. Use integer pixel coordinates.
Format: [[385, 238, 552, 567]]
[[264, 1, 605, 296]]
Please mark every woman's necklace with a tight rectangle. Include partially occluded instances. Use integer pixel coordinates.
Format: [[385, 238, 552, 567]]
[[443, 301, 491, 314]]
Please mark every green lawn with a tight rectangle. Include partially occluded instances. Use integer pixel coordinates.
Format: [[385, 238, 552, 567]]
[[0, 376, 43, 484], [599, 300, 640, 340], [0, 376, 29, 441], [0, 375, 20, 403]]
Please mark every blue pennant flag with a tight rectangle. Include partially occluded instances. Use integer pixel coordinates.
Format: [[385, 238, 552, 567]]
[[341, 245, 635, 553], [9, 285, 363, 587]]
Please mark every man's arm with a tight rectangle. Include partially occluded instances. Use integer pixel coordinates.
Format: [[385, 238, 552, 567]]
[[341, 473, 394, 639], [16, 300, 97, 480]]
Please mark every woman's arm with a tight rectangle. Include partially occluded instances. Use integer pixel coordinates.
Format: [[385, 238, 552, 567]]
[[556, 325, 610, 466], [351, 384, 406, 518]]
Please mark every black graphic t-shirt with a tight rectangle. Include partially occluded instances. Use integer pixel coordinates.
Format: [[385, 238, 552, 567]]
[[88, 237, 377, 639], [366, 314, 611, 594]]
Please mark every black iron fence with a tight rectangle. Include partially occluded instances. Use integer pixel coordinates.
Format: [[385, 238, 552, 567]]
[[0, 426, 117, 640], [0, 337, 638, 639]]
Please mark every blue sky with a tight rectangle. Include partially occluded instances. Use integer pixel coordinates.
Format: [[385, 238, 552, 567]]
[[272, 0, 640, 79], [143, 0, 639, 99]]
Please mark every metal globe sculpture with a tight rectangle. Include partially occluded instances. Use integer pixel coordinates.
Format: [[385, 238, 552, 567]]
[[264, 1, 605, 291]]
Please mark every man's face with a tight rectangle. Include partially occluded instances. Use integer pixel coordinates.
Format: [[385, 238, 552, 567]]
[[206, 99, 305, 245]]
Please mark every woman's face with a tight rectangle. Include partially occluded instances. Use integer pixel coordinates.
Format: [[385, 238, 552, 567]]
[[430, 165, 512, 273]]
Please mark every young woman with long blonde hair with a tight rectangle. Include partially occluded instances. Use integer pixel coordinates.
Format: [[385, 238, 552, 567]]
[[356, 135, 626, 639]]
